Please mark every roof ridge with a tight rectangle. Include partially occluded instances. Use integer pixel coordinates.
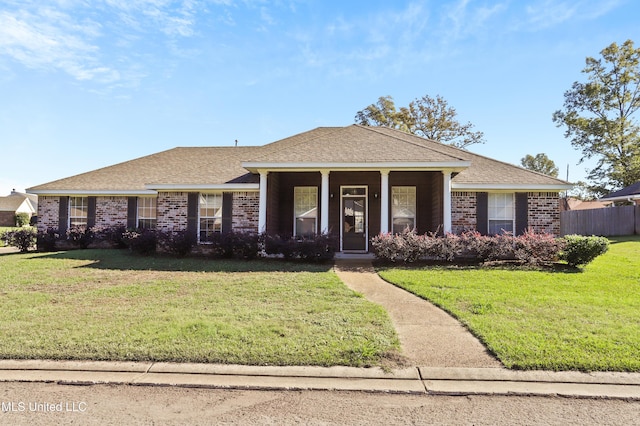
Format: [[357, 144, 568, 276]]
[[248, 127, 345, 161], [358, 125, 469, 162], [362, 125, 570, 184]]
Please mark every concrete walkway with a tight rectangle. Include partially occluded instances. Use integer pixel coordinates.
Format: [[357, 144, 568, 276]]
[[334, 259, 501, 368]]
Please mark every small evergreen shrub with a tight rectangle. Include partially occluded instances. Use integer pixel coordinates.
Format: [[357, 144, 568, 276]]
[[15, 212, 31, 227], [37, 228, 59, 252], [560, 235, 609, 267], [122, 228, 157, 255], [66, 226, 94, 249], [264, 233, 337, 262], [4, 227, 37, 252], [91, 225, 128, 248], [158, 230, 195, 257]]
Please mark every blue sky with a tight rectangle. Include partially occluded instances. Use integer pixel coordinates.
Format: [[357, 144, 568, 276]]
[[1, 0, 638, 195]]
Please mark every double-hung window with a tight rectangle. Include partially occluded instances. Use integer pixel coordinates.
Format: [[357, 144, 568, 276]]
[[137, 197, 157, 229], [69, 196, 88, 227], [488, 193, 515, 234], [199, 193, 222, 242], [391, 186, 416, 233], [294, 187, 317, 236]]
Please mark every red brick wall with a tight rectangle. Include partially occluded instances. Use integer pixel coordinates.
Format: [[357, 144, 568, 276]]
[[232, 191, 259, 232], [528, 192, 560, 235], [37, 196, 60, 232], [451, 192, 476, 233], [95, 196, 128, 227], [157, 192, 188, 233]]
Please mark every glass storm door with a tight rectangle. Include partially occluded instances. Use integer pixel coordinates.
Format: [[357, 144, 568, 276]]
[[341, 187, 367, 251]]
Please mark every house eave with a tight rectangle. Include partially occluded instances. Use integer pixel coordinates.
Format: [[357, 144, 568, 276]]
[[241, 161, 471, 173], [146, 184, 260, 191], [27, 189, 158, 196], [451, 183, 573, 191]]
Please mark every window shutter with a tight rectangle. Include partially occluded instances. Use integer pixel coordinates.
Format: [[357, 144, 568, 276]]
[[58, 196, 69, 235], [515, 192, 529, 236], [222, 193, 233, 233], [476, 192, 488, 235], [187, 193, 199, 243], [87, 196, 97, 228], [127, 197, 137, 229]]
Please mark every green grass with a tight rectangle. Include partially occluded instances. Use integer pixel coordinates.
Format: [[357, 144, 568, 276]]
[[0, 249, 400, 367], [377, 236, 640, 372]]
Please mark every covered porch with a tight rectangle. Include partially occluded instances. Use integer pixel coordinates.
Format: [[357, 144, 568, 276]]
[[254, 169, 458, 252]]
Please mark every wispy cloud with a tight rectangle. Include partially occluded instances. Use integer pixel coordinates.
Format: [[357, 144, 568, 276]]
[[0, 0, 206, 87], [523, 0, 625, 30]]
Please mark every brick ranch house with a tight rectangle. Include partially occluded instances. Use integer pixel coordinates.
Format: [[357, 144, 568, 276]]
[[27, 125, 571, 252]]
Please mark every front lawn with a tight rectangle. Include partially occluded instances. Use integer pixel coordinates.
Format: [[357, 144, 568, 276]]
[[0, 249, 399, 367], [377, 236, 640, 372]]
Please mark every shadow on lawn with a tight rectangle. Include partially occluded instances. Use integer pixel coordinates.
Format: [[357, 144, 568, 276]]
[[35, 249, 334, 273]]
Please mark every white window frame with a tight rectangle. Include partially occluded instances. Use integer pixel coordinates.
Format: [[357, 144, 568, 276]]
[[391, 186, 416, 233], [69, 196, 88, 227], [137, 197, 157, 229], [488, 192, 515, 235], [293, 186, 318, 237], [199, 193, 223, 242]]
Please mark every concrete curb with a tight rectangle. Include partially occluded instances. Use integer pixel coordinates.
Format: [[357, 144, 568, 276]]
[[1, 361, 639, 399]]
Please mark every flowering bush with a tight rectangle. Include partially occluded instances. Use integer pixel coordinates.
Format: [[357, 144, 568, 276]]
[[371, 229, 565, 266]]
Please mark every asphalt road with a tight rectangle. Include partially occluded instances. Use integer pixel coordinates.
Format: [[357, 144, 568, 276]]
[[1, 382, 639, 425]]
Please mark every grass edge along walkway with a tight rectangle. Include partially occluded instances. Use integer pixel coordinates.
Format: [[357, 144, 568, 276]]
[[0, 249, 400, 368], [377, 236, 640, 372]]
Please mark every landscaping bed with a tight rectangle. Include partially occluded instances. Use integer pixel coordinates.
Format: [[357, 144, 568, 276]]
[[0, 249, 400, 367], [377, 236, 640, 372]]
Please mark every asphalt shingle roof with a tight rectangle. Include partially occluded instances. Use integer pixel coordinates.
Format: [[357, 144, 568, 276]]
[[27, 125, 570, 193]]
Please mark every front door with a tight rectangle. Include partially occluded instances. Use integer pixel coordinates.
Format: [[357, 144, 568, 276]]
[[341, 187, 367, 251]]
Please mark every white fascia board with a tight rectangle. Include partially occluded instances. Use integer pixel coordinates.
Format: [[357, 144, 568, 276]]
[[147, 184, 260, 191], [451, 183, 574, 191], [26, 189, 157, 196], [242, 161, 471, 172], [599, 194, 640, 202]]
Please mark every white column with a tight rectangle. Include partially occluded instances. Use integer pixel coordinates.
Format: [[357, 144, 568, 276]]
[[380, 169, 390, 234], [258, 171, 268, 233], [442, 170, 452, 234], [320, 170, 330, 234]]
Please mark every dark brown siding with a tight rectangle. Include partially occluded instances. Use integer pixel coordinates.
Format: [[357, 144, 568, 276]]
[[266, 173, 280, 235], [186, 193, 198, 242], [515, 192, 528, 235], [87, 196, 97, 228], [476, 192, 488, 235], [270, 172, 321, 236], [127, 197, 137, 228], [329, 171, 381, 238], [58, 196, 69, 234], [389, 171, 441, 234], [222, 193, 233, 233]]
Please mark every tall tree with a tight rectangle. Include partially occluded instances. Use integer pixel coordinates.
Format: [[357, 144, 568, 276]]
[[520, 153, 559, 177], [553, 40, 640, 190], [355, 94, 485, 149]]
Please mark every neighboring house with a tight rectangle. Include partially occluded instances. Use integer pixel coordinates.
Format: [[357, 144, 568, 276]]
[[600, 181, 640, 205], [0, 190, 37, 227], [560, 197, 613, 211], [27, 125, 571, 252]]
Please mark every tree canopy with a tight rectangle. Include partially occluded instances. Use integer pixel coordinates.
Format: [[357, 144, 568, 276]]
[[520, 153, 559, 177], [355, 94, 485, 149], [553, 40, 640, 191]]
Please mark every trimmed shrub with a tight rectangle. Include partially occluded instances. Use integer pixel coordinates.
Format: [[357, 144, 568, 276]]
[[91, 225, 128, 248], [513, 230, 563, 266], [158, 230, 195, 257], [15, 212, 31, 227], [37, 228, 59, 252], [122, 228, 157, 255], [264, 233, 337, 262], [66, 226, 94, 249], [4, 227, 37, 252], [560, 235, 609, 267]]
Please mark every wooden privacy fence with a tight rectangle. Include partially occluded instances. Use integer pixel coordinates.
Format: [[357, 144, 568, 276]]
[[560, 205, 640, 236]]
